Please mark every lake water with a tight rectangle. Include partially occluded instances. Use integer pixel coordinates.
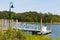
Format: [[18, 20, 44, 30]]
[[44, 24, 60, 38], [14, 22, 60, 38]]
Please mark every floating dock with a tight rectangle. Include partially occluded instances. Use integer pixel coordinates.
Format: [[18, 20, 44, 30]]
[[15, 26, 52, 35]]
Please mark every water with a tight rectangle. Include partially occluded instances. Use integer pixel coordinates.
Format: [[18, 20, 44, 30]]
[[51, 24, 60, 38], [14, 22, 60, 38]]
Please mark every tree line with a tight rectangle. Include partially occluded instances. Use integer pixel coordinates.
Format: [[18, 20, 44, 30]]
[[0, 11, 60, 23]]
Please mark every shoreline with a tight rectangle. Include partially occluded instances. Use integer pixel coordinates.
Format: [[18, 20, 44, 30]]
[[19, 22, 60, 24]]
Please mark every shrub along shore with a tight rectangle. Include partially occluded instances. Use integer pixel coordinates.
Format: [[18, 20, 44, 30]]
[[0, 28, 59, 40], [0, 28, 25, 40]]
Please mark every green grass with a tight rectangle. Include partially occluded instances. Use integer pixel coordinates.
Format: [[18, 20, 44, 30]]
[[24, 34, 52, 40], [0, 28, 59, 40]]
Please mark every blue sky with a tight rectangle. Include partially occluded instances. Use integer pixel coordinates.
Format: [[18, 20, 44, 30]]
[[0, 0, 60, 15]]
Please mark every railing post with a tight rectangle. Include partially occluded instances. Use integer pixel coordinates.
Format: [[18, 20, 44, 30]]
[[16, 19, 18, 31], [0, 19, 2, 30], [1, 19, 4, 30], [11, 19, 14, 30], [40, 18, 42, 33], [4, 19, 7, 30], [50, 20, 52, 31]]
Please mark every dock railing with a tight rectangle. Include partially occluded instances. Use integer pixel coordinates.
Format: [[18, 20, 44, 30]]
[[0, 19, 52, 32]]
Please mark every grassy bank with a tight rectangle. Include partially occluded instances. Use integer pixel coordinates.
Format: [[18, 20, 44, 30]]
[[25, 34, 52, 40], [0, 29, 52, 40], [0, 28, 59, 40]]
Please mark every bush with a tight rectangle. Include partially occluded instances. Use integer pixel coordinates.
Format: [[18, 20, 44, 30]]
[[0, 29, 26, 40], [25, 34, 52, 40], [0, 28, 53, 40]]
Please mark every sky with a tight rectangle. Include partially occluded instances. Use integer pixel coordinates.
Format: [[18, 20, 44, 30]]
[[0, 0, 60, 15]]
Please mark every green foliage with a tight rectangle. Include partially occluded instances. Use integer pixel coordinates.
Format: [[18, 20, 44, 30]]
[[0, 29, 26, 40], [0, 11, 60, 23], [25, 34, 52, 40], [54, 38, 60, 40], [1, 28, 60, 40]]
